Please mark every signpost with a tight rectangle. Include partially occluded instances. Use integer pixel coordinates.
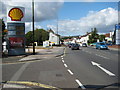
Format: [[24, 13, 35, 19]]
[[115, 24, 120, 45], [7, 6, 25, 55]]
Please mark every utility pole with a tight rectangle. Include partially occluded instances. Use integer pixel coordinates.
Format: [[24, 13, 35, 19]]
[[57, 15, 58, 35], [32, 0, 35, 55]]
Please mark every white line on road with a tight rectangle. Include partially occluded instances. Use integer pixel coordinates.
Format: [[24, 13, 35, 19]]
[[10, 62, 30, 81], [64, 64, 68, 68], [95, 54, 109, 59], [75, 79, 86, 89], [61, 56, 63, 57], [91, 61, 115, 76], [67, 69, 73, 75], [62, 58, 64, 59], [62, 60, 64, 63]]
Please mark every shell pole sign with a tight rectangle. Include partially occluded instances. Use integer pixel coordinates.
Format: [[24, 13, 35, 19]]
[[7, 6, 25, 22], [8, 8, 24, 21]]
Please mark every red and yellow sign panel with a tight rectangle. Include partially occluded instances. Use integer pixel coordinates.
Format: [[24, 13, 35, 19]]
[[9, 37, 24, 48], [8, 8, 24, 21]]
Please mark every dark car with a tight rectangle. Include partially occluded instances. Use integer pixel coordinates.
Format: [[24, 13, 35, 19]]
[[82, 43, 87, 47], [96, 42, 108, 50], [68, 43, 74, 48], [71, 43, 80, 50]]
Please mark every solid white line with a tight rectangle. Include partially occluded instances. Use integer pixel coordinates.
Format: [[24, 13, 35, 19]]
[[75, 79, 86, 89], [67, 69, 73, 75], [62, 60, 64, 63], [64, 64, 68, 67]]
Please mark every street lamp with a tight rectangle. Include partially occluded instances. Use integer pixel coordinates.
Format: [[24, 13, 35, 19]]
[[32, 0, 35, 55]]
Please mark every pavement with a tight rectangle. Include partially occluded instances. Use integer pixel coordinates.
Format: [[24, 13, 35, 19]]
[[2, 46, 65, 64]]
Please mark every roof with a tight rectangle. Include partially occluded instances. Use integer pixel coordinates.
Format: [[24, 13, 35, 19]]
[[48, 29, 60, 37], [48, 29, 54, 33], [104, 33, 110, 37]]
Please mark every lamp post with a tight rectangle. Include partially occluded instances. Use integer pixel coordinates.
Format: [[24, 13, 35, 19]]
[[32, 0, 35, 55]]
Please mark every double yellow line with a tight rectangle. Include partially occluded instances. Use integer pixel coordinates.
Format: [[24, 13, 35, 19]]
[[7, 81, 62, 90]]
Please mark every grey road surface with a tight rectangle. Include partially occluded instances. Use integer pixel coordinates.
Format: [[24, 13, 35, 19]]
[[2, 47, 119, 89]]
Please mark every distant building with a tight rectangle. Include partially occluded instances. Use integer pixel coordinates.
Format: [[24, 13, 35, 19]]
[[104, 33, 112, 42], [49, 29, 60, 45], [63, 38, 73, 45], [79, 32, 91, 45]]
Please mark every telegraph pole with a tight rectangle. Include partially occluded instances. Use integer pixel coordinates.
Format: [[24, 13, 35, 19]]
[[57, 15, 58, 35], [32, 0, 35, 55]]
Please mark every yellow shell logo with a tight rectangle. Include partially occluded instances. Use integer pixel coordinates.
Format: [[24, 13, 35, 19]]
[[8, 8, 24, 21]]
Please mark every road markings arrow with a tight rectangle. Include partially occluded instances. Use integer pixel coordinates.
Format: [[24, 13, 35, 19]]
[[91, 61, 115, 76]]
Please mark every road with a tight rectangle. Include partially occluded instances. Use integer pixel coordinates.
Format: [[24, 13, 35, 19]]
[[2, 47, 119, 89]]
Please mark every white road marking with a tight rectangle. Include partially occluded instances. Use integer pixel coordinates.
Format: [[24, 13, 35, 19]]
[[64, 64, 68, 68], [91, 61, 115, 76], [67, 69, 73, 75], [62, 60, 64, 63], [61, 56, 63, 57], [10, 62, 30, 81], [95, 54, 109, 59], [75, 79, 86, 89], [62, 58, 64, 59]]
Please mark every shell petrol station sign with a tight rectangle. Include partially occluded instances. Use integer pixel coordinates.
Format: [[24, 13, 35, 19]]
[[7, 6, 25, 55], [7, 6, 25, 23]]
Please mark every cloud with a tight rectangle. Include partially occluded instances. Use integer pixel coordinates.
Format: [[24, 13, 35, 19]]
[[0, 0, 64, 22], [57, 7, 118, 36], [25, 22, 32, 33], [47, 24, 57, 33]]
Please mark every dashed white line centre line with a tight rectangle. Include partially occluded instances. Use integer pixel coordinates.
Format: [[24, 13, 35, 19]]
[[62, 60, 65, 63], [61, 56, 63, 57], [62, 58, 64, 60], [75, 79, 86, 89], [67, 69, 73, 75], [64, 64, 68, 68]]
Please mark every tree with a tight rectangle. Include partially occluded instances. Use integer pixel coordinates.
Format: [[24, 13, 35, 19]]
[[25, 28, 49, 46], [34, 28, 49, 45], [99, 35, 105, 42], [25, 31, 33, 46], [88, 28, 99, 43]]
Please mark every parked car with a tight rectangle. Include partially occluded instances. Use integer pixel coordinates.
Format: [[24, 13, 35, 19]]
[[71, 43, 80, 50], [82, 43, 87, 47], [68, 43, 74, 48], [96, 42, 108, 50], [106, 41, 113, 46]]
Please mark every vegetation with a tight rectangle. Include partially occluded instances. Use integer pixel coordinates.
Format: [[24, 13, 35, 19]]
[[99, 34, 105, 42], [88, 28, 105, 44], [88, 28, 99, 43], [25, 28, 49, 46]]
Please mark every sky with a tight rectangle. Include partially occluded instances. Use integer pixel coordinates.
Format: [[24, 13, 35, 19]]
[[0, 0, 119, 36]]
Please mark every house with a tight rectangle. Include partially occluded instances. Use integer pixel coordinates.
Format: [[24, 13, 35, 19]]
[[79, 32, 91, 45], [49, 29, 60, 45], [63, 38, 73, 45], [104, 33, 112, 42]]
